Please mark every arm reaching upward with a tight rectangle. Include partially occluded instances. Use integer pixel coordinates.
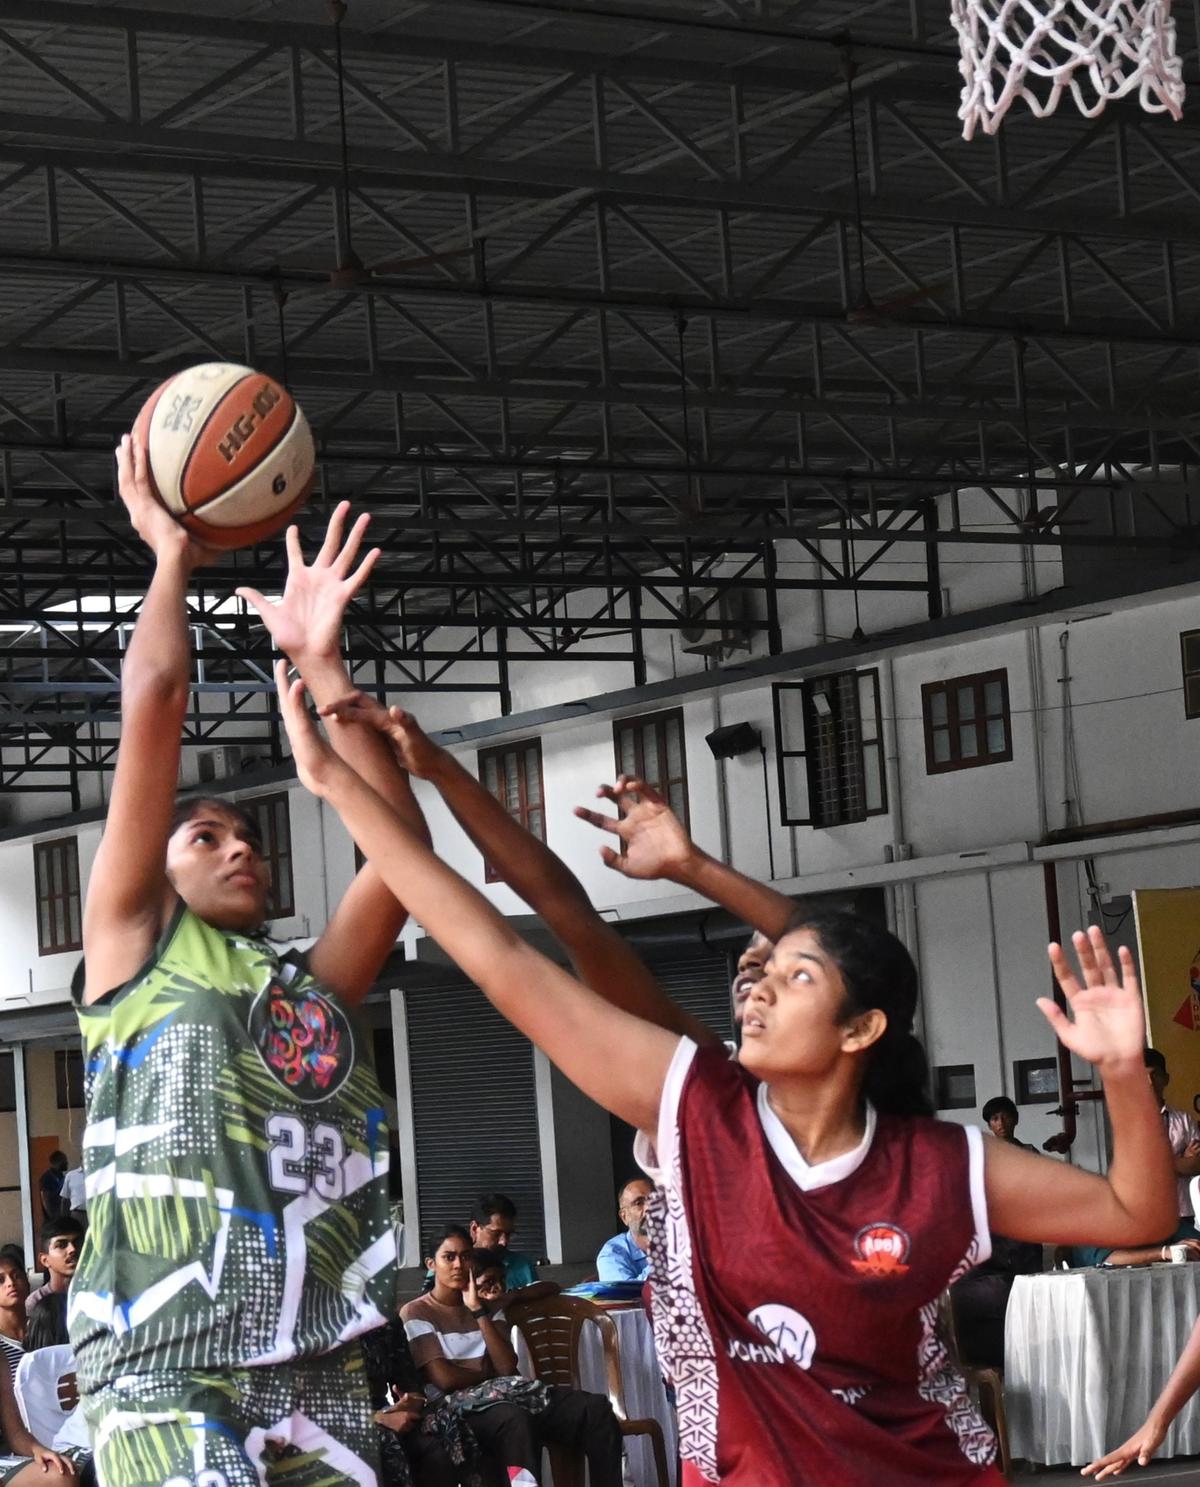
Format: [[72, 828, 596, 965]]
[[985, 929, 1176, 1250], [329, 699, 716, 1044], [277, 670, 676, 1134], [237, 504, 430, 1004], [575, 776, 796, 942], [82, 434, 215, 1004]]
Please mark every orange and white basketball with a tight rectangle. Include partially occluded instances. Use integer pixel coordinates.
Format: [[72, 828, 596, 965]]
[[132, 362, 314, 551]]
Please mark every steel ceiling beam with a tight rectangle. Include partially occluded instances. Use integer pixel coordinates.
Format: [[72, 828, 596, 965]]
[[1, 0, 1197, 804], [3, 0, 875, 91], [0, 126, 1193, 248], [0, 342, 1190, 433], [1, 247, 1199, 354]]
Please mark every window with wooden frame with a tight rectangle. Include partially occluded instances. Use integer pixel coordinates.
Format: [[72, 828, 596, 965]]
[[922, 669, 1013, 774], [612, 709, 690, 829], [242, 793, 295, 919], [478, 740, 546, 883], [33, 837, 82, 956], [1182, 631, 1200, 718], [772, 672, 886, 828]]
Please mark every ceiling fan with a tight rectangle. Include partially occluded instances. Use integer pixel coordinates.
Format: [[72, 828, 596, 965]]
[[274, 1, 480, 288], [838, 46, 944, 328]]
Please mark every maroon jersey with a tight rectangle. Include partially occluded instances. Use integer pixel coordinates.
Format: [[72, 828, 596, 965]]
[[638, 1040, 1004, 1487]]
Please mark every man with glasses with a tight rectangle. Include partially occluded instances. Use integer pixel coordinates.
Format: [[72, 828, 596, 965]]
[[468, 1193, 541, 1290], [596, 1179, 654, 1283]]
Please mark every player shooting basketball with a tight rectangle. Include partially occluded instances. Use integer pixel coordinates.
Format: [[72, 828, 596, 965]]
[[72, 435, 426, 1487]]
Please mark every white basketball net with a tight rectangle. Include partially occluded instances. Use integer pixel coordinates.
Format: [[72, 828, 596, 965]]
[[951, 0, 1185, 138]]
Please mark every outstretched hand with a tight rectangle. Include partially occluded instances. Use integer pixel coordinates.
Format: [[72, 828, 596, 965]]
[[237, 501, 379, 664], [1082, 1417, 1166, 1478], [318, 691, 443, 777], [1040, 927, 1146, 1072], [274, 659, 340, 798], [574, 776, 700, 882]]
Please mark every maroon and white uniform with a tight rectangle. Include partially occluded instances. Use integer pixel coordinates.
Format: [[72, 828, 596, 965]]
[[637, 1039, 1005, 1487]]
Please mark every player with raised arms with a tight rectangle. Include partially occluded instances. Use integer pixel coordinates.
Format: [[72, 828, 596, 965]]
[[272, 676, 1177, 1487], [72, 434, 427, 1487]]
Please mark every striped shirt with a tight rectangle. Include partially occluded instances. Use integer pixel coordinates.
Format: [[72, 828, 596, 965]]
[[399, 1293, 504, 1400], [0, 1334, 22, 1385]]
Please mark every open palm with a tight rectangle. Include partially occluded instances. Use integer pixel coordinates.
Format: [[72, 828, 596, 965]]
[[237, 500, 379, 663], [574, 776, 697, 881], [1040, 927, 1146, 1070]]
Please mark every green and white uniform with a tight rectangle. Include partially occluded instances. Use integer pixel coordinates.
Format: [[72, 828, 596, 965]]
[[71, 904, 395, 1486]]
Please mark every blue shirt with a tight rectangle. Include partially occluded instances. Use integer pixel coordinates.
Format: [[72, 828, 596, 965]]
[[596, 1230, 650, 1283], [502, 1250, 539, 1289]]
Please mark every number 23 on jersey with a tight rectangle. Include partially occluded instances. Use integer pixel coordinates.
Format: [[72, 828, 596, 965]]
[[266, 1112, 346, 1200]]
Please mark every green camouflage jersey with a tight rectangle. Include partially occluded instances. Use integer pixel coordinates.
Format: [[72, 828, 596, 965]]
[[70, 903, 396, 1392]]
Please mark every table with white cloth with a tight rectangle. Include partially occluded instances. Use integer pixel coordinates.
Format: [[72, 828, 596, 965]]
[[1005, 1262, 1200, 1466], [516, 1302, 677, 1487]]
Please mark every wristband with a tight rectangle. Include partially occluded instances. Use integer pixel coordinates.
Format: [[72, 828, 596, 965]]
[[1163, 1246, 1169, 1261], [469, 1306, 488, 1319]]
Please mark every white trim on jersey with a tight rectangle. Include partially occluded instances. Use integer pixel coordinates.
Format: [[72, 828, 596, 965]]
[[634, 1034, 697, 1187], [637, 1035, 883, 1196], [638, 1036, 722, 1484], [757, 1085, 877, 1192], [962, 1125, 993, 1268]]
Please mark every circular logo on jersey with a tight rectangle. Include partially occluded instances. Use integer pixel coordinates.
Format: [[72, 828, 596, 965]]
[[852, 1221, 911, 1276], [248, 977, 354, 1103], [748, 1304, 817, 1369]]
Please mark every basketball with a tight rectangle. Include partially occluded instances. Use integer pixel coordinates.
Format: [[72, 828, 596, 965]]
[[132, 362, 314, 551]]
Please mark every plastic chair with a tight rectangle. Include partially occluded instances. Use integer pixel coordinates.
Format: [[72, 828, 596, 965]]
[[13, 1343, 78, 1447], [939, 1291, 1012, 1480], [505, 1292, 671, 1487]]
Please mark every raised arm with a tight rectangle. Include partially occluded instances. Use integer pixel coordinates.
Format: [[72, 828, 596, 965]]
[[82, 435, 212, 1004], [364, 708, 715, 1044], [575, 776, 796, 942], [237, 505, 430, 1004], [985, 929, 1176, 1250], [278, 672, 675, 1134], [463, 1267, 518, 1377]]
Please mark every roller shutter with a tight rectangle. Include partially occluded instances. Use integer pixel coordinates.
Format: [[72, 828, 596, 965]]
[[641, 944, 735, 1041], [405, 978, 546, 1259]]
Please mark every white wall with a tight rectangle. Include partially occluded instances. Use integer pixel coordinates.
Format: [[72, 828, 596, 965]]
[[5, 535, 1200, 1223]]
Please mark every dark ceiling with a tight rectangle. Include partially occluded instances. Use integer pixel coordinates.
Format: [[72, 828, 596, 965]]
[[2, 0, 1200, 801]]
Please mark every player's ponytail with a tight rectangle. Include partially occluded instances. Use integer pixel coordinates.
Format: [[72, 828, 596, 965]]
[[783, 908, 934, 1118], [863, 1029, 933, 1118]]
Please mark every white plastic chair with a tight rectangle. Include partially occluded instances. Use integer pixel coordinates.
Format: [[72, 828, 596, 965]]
[[13, 1344, 78, 1448]]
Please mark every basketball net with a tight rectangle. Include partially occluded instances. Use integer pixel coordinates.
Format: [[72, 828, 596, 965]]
[[951, 0, 1185, 138]]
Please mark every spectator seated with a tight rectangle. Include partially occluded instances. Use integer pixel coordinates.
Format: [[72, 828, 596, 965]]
[[595, 1181, 653, 1285]]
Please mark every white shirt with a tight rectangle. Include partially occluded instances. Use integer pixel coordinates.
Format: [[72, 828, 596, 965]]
[[61, 1168, 86, 1211]]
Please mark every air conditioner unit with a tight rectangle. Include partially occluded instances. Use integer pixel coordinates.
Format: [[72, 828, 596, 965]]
[[679, 587, 750, 657], [197, 745, 246, 784]]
